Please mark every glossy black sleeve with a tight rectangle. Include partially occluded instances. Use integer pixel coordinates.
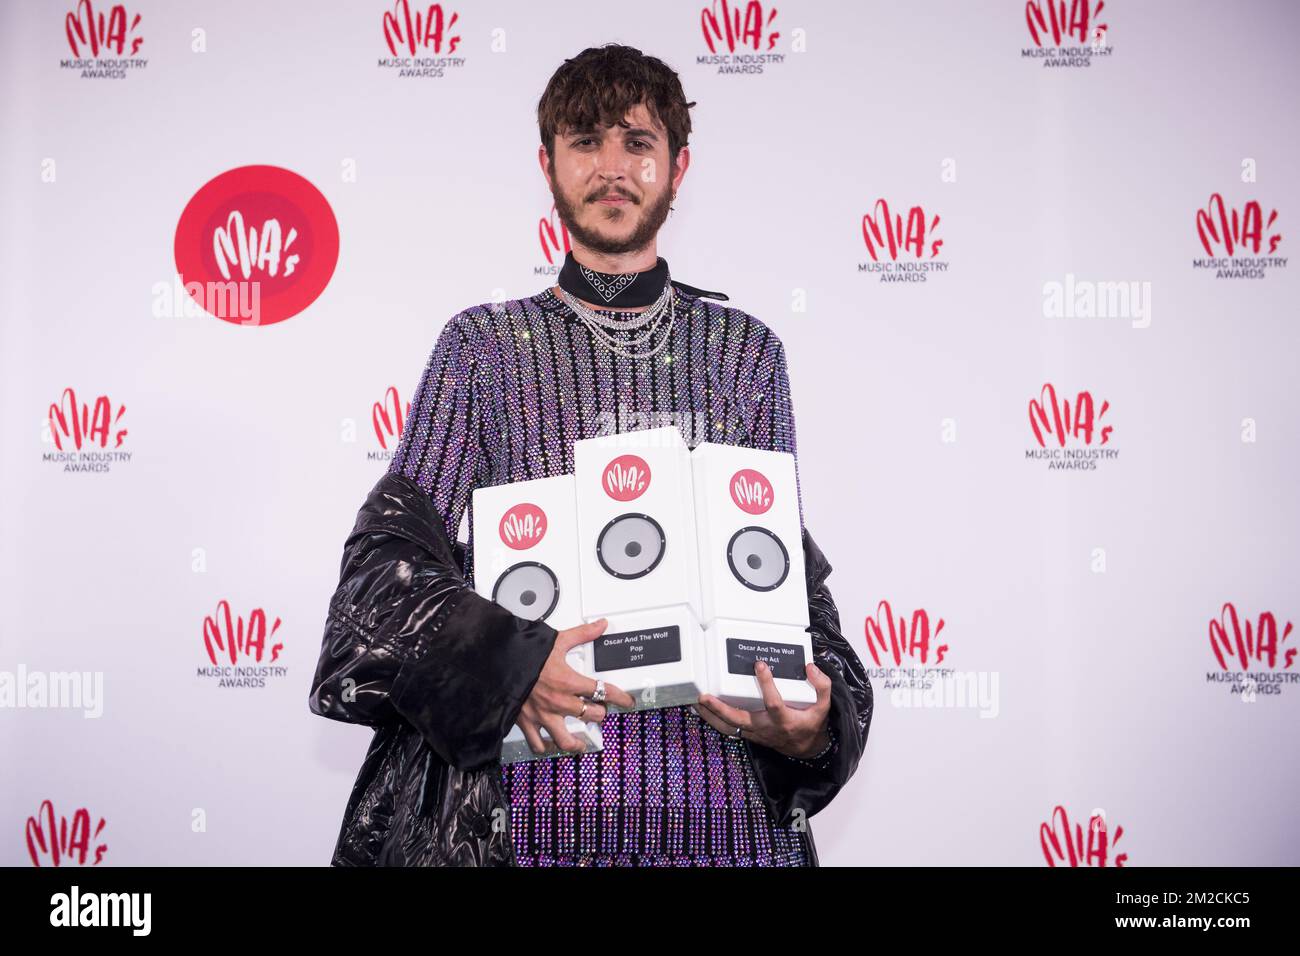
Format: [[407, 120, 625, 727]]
[[744, 527, 874, 826], [308, 472, 559, 771]]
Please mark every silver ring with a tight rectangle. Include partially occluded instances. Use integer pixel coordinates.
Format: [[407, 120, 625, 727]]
[[591, 680, 607, 703], [729, 725, 744, 739]]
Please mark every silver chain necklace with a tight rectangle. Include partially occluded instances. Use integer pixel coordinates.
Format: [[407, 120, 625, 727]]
[[557, 277, 678, 360]]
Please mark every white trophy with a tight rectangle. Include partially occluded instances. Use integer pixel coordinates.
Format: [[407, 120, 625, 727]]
[[691, 442, 816, 710], [471, 474, 603, 763], [572, 425, 707, 711]]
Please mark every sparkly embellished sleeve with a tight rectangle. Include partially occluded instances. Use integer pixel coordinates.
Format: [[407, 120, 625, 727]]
[[748, 338, 805, 532], [308, 315, 559, 771], [388, 314, 484, 552], [743, 336, 875, 827]]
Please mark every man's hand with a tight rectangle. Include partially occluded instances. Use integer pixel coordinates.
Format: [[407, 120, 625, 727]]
[[694, 660, 833, 759], [514, 618, 636, 756]]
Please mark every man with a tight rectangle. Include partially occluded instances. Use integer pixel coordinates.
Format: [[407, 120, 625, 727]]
[[310, 43, 872, 866]]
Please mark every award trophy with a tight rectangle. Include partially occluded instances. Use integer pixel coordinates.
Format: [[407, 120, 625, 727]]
[[472, 474, 603, 763], [572, 425, 707, 711], [691, 442, 816, 710]]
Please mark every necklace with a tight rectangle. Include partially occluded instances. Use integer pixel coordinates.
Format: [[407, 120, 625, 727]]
[[557, 283, 678, 360], [555, 251, 678, 360]]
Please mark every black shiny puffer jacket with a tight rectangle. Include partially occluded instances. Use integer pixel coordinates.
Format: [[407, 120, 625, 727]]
[[308, 470, 873, 866]]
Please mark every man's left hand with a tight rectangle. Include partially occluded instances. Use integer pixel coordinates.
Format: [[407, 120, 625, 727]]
[[694, 660, 833, 759]]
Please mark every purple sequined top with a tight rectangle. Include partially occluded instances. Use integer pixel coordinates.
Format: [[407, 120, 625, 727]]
[[388, 284, 811, 866]]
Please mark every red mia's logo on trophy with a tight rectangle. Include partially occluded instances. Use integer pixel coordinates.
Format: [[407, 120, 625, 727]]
[[1209, 602, 1296, 672], [701, 0, 780, 53], [1196, 193, 1283, 256], [864, 601, 949, 667], [26, 800, 108, 867], [382, 0, 461, 56], [1040, 805, 1127, 867], [48, 388, 127, 450], [602, 454, 651, 501], [500, 503, 547, 550], [373, 386, 410, 450], [1024, 0, 1107, 47], [203, 601, 284, 666], [65, 0, 143, 57], [539, 205, 572, 265], [729, 468, 773, 515], [861, 200, 944, 261], [1029, 383, 1112, 448]]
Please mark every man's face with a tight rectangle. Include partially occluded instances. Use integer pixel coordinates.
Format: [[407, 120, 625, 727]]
[[542, 102, 686, 257]]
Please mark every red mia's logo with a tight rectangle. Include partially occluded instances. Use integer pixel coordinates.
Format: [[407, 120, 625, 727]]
[[383, 0, 460, 56], [65, 0, 143, 57], [1209, 602, 1296, 672], [539, 205, 571, 265], [701, 0, 780, 53], [730, 468, 773, 515], [1024, 0, 1107, 47], [1029, 383, 1112, 448], [1196, 194, 1283, 256], [203, 601, 284, 666], [174, 165, 340, 327], [500, 503, 547, 550], [373, 387, 410, 450], [861, 200, 944, 261], [48, 388, 127, 451], [1040, 805, 1126, 867], [603, 454, 651, 502], [864, 600, 949, 667], [26, 800, 107, 867]]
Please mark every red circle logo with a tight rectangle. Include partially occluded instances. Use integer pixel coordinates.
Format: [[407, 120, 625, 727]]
[[730, 468, 774, 514], [499, 503, 547, 550], [602, 454, 651, 501], [174, 165, 339, 327]]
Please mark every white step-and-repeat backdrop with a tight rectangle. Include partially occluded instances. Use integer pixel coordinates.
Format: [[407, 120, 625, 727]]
[[2, 0, 1296, 866]]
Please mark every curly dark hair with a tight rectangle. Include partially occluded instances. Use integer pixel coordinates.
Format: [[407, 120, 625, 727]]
[[537, 44, 696, 166]]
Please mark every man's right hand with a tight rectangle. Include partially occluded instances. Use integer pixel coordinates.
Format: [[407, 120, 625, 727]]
[[514, 618, 636, 756]]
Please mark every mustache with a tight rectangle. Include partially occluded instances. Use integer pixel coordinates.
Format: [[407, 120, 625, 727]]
[[590, 188, 638, 203]]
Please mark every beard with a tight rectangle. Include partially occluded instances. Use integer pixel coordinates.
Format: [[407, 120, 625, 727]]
[[549, 168, 673, 257]]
